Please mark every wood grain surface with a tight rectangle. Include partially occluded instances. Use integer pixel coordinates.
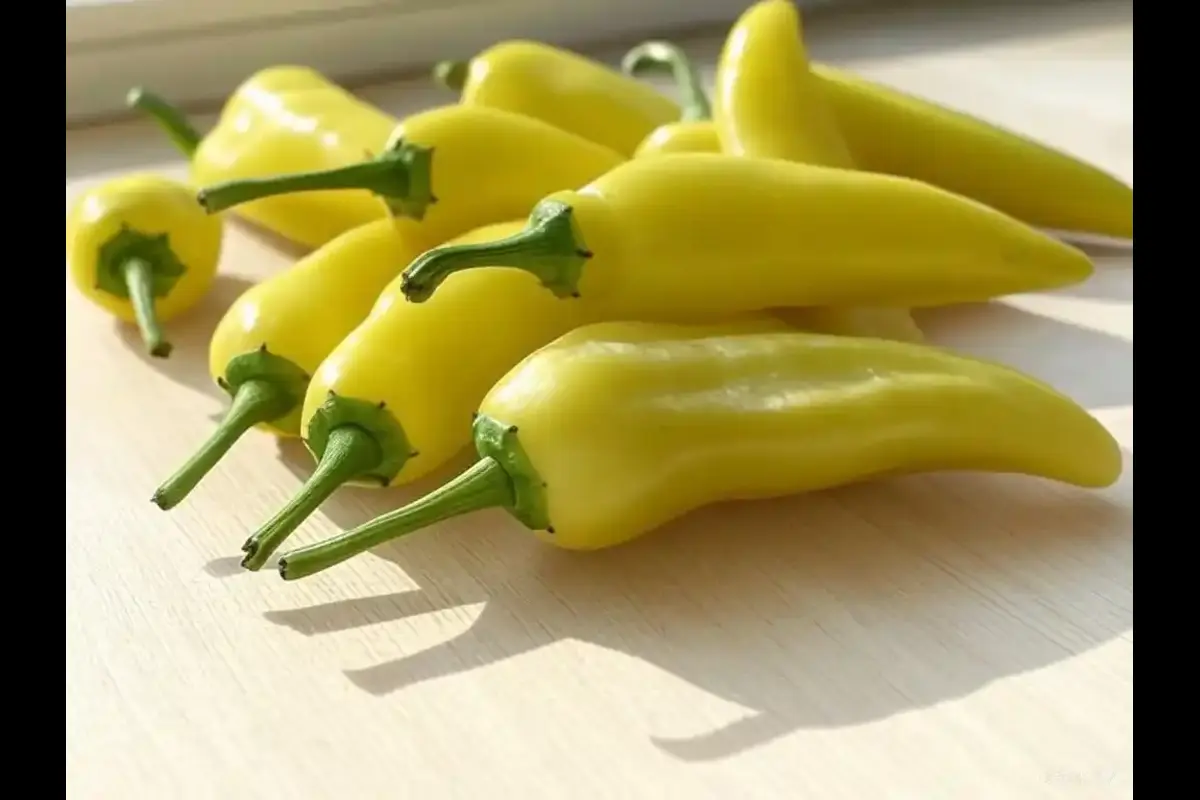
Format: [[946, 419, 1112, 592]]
[[66, 2, 1133, 797]]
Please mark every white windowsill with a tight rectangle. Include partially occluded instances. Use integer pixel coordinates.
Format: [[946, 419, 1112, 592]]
[[66, 0, 859, 126]]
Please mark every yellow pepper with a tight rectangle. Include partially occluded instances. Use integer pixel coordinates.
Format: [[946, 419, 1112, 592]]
[[275, 319, 1123, 579], [195, 104, 625, 246], [235, 218, 848, 569], [814, 62, 1134, 239], [399, 154, 1093, 317], [66, 173, 223, 358], [431, 40, 679, 158], [129, 69, 398, 249], [714, 0, 854, 166], [624, 36, 923, 343], [151, 218, 445, 510], [619, 29, 1133, 239], [236, 218, 597, 568]]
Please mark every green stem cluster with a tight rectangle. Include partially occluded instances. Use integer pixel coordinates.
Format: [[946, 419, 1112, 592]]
[[279, 457, 513, 579], [239, 393, 417, 570], [121, 258, 172, 358], [401, 200, 591, 302]]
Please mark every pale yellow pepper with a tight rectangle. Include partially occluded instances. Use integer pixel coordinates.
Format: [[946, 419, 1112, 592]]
[[432, 40, 679, 158], [400, 154, 1093, 318], [130, 69, 397, 249], [277, 320, 1123, 578], [66, 173, 223, 358]]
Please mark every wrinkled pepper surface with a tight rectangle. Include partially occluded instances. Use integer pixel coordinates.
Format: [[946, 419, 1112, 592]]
[[277, 320, 1123, 579]]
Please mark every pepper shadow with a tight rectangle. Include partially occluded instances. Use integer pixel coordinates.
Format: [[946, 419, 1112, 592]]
[[264, 465, 1132, 761], [114, 273, 255, 401], [914, 300, 1132, 408]]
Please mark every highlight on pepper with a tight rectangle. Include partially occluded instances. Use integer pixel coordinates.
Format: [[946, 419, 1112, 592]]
[[274, 321, 1124, 581], [66, 173, 223, 359]]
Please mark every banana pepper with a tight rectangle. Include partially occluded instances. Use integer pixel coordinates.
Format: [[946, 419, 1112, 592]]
[[432, 40, 679, 158], [66, 173, 223, 358], [399, 154, 1093, 317], [130, 67, 398, 249], [277, 320, 1123, 579]]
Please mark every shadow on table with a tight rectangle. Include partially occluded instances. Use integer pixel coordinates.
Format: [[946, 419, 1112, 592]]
[[915, 300, 1132, 409], [114, 273, 255, 401], [261, 299, 1133, 761], [265, 467, 1132, 761]]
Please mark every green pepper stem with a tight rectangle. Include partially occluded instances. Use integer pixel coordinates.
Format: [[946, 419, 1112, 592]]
[[153, 379, 298, 510], [432, 60, 469, 92], [620, 41, 711, 122], [122, 258, 172, 358], [279, 457, 513, 580], [197, 160, 398, 213], [401, 200, 589, 302], [126, 88, 202, 158], [241, 425, 384, 571]]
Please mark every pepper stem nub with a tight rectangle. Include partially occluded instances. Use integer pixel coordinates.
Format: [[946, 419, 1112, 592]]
[[240, 393, 416, 570], [241, 426, 384, 570], [153, 379, 297, 510], [432, 60, 469, 92], [621, 41, 712, 122], [279, 457, 513, 580], [401, 200, 592, 303], [195, 139, 438, 221], [122, 258, 172, 358], [126, 87, 202, 158]]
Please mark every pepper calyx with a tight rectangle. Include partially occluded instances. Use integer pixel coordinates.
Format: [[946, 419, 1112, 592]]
[[375, 135, 438, 221], [304, 393, 415, 487], [96, 225, 186, 300], [401, 199, 592, 303], [473, 414, 551, 532], [222, 346, 310, 433]]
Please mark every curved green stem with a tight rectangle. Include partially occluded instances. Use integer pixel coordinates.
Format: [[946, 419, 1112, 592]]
[[401, 199, 591, 302], [432, 60, 469, 92], [620, 41, 711, 122], [241, 426, 384, 571], [279, 457, 513, 580], [196, 141, 436, 220], [122, 258, 172, 358], [126, 87, 202, 158], [153, 379, 298, 510]]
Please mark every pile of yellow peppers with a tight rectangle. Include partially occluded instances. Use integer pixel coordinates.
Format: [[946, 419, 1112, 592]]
[[66, 0, 1130, 582]]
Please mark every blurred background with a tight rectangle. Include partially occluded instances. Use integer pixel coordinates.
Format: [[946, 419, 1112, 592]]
[[67, 0, 1125, 126]]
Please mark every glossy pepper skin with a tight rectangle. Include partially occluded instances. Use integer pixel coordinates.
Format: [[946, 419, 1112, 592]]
[[399, 153, 1094, 316], [617, 22, 1132, 239], [66, 173, 223, 358], [715, 1, 922, 342], [195, 104, 625, 247], [129, 69, 398, 249], [239, 226, 812, 569], [150, 218, 446, 510], [277, 320, 1123, 579], [714, 0, 853, 166], [814, 62, 1134, 240], [236, 218, 603, 569], [431, 40, 679, 158]]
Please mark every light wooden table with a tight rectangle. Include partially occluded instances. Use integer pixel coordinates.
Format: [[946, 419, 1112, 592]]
[[66, 2, 1133, 797]]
